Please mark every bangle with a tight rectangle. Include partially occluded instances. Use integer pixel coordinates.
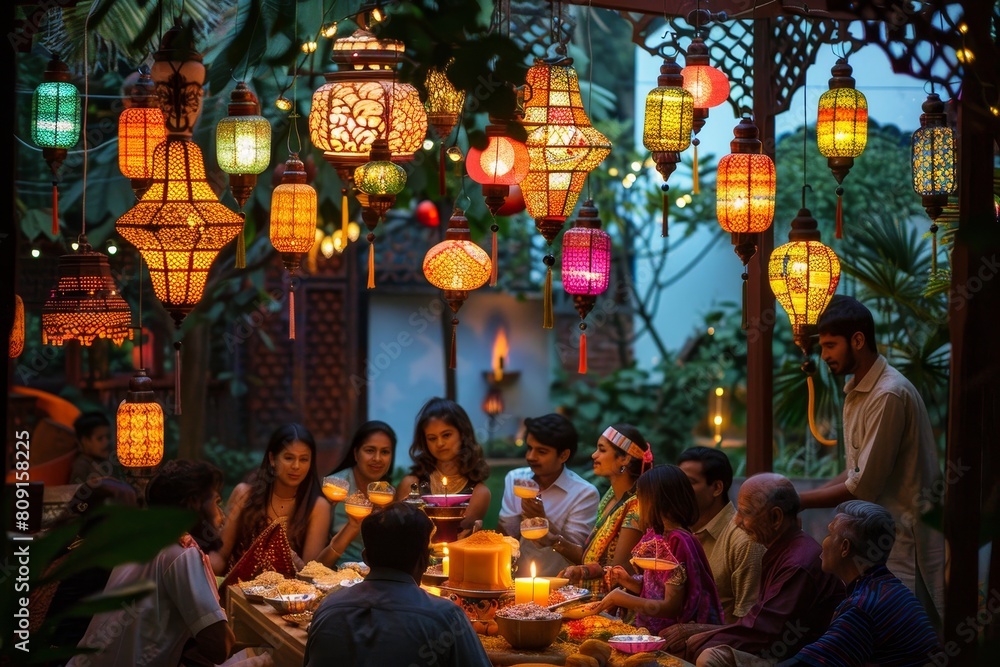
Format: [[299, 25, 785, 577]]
[[552, 537, 563, 552]]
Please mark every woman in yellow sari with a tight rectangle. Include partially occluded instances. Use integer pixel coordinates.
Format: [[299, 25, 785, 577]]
[[557, 423, 652, 594]]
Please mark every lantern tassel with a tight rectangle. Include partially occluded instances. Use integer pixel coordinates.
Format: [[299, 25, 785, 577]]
[[661, 189, 669, 237], [543, 266, 554, 329], [930, 225, 938, 273], [449, 318, 458, 370], [341, 188, 349, 242], [692, 142, 700, 195], [835, 191, 844, 239], [741, 271, 749, 331], [578, 328, 588, 374], [367, 242, 376, 289], [288, 289, 295, 340], [806, 374, 837, 446], [173, 341, 183, 416], [439, 146, 446, 197], [490, 223, 498, 287], [236, 224, 246, 269], [52, 182, 59, 236]]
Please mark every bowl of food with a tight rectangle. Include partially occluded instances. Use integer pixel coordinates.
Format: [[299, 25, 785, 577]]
[[607, 635, 667, 654], [263, 593, 317, 615], [422, 493, 472, 507], [495, 604, 564, 650]]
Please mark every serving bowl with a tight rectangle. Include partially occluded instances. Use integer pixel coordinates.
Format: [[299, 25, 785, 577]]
[[422, 494, 473, 507], [494, 616, 564, 650], [607, 634, 668, 654], [263, 593, 317, 614]]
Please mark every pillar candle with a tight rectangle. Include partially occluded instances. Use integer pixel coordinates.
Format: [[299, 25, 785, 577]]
[[442, 547, 449, 576], [514, 562, 550, 606]]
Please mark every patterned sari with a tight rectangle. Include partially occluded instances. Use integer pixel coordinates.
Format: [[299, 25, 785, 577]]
[[580, 486, 640, 594], [219, 518, 298, 593]]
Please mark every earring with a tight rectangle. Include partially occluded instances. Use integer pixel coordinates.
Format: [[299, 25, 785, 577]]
[[619, 465, 627, 474]]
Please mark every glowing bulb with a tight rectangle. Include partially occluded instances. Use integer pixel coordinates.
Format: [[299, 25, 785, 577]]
[[683, 194, 693, 203], [107, 243, 118, 255], [622, 178, 632, 188], [301, 41, 318, 54], [423, 139, 435, 151], [332, 230, 346, 253], [347, 221, 361, 242], [676, 197, 686, 208], [321, 22, 338, 39], [275, 97, 293, 112], [446, 146, 463, 162], [715, 387, 724, 397], [71, 242, 79, 251], [608, 167, 619, 177], [631, 161, 642, 172], [371, 6, 385, 23], [644, 157, 655, 168], [957, 48, 975, 64], [713, 415, 723, 426], [707, 326, 715, 335], [320, 235, 336, 258], [31, 248, 41, 258], [958, 22, 968, 34]]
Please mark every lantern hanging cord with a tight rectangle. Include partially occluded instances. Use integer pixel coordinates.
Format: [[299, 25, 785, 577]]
[[801, 21, 810, 209], [80, 0, 102, 238], [586, 0, 595, 199], [286, 0, 303, 154]]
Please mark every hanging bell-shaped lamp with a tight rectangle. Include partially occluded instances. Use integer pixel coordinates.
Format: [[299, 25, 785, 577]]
[[643, 56, 693, 236], [768, 208, 841, 354], [117, 24, 244, 329], [116, 369, 165, 468], [561, 200, 611, 374], [817, 58, 868, 238], [911, 92, 956, 272], [270, 153, 318, 339], [32, 56, 82, 237], [41, 237, 133, 346], [9, 295, 25, 359], [423, 209, 492, 369], [681, 36, 730, 195], [118, 65, 166, 198], [354, 138, 407, 289], [521, 52, 611, 329]]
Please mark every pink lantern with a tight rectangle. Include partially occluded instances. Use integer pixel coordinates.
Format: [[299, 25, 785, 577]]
[[561, 199, 611, 374]]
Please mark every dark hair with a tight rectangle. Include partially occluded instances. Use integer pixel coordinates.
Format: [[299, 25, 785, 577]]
[[606, 423, 650, 480], [238, 423, 322, 557], [73, 412, 110, 441], [637, 465, 699, 532], [523, 413, 579, 457], [361, 502, 433, 574], [409, 398, 489, 484], [836, 500, 896, 569], [50, 478, 138, 531], [148, 460, 225, 552], [677, 446, 734, 503], [817, 295, 877, 352], [332, 420, 397, 481]]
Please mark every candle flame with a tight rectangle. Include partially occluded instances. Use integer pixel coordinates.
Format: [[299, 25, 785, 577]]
[[530, 561, 536, 578], [442, 476, 448, 488], [492, 329, 509, 382], [444, 546, 448, 556]]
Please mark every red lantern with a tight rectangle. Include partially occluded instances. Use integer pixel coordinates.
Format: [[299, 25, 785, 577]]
[[681, 36, 730, 194], [416, 200, 440, 227]]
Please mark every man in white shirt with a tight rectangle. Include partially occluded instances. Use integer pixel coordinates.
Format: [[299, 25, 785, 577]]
[[800, 295, 945, 629], [498, 414, 600, 576], [678, 446, 765, 624]]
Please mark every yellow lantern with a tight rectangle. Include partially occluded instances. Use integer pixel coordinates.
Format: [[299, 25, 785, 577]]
[[768, 208, 841, 353], [117, 369, 165, 468], [422, 209, 491, 369], [817, 58, 868, 238], [118, 66, 166, 198], [643, 56, 693, 180], [270, 153, 317, 340], [716, 117, 776, 268], [216, 81, 271, 206], [9, 294, 25, 358], [424, 61, 466, 142]]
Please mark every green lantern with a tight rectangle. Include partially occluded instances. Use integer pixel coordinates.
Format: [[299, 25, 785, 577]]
[[32, 56, 81, 236], [216, 81, 271, 206]]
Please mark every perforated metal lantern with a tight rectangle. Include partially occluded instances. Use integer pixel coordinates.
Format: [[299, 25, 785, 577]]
[[216, 81, 271, 208], [716, 117, 776, 265], [561, 200, 611, 374], [41, 238, 133, 346], [118, 66, 166, 197], [424, 61, 466, 141], [270, 153, 318, 273], [911, 92, 956, 220], [32, 56, 81, 173], [816, 59, 868, 183], [643, 56, 693, 182], [768, 209, 841, 353], [9, 295, 25, 359], [117, 369, 165, 468]]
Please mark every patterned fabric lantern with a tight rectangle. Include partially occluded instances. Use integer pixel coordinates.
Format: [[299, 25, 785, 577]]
[[41, 237, 133, 346], [354, 138, 407, 289], [768, 208, 841, 354], [309, 29, 427, 244], [32, 56, 81, 236], [423, 209, 491, 369], [911, 92, 956, 272], [643, 56, 693, 235], [271, 153, 317, 339], [116, 369, 164, 468], [717, 117, 776, 262], [118, 65, 166, 198], [681, 36, 730, 194], [561, 200, 611, 374], [521, 54, 611, 329], [9, 295, 25, 358], [817, 58, 868, 238]]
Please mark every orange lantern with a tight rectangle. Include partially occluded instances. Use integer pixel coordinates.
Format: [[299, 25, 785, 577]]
[[9, 295, 25, 358], [270, 153, 317, 339], [716, 117, 776, 266], [117, 369, 165, 468], [118, 66, 166, 198], [466, 119, 530, 216], [422, 209, 491, 369], [681, 36, 730, 194]]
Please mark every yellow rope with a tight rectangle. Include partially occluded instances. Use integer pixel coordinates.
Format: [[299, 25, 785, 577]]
[[806, 375, 837, 446]]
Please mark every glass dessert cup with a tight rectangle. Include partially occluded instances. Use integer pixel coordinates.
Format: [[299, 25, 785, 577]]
[[322, 476, 350, 502], [513, 478, 540, 499], [520, 517, 549, 540], [367, 481, 395, 507]]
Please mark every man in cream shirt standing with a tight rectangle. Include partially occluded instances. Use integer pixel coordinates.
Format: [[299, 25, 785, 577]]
[[498, 414, 600, 576]]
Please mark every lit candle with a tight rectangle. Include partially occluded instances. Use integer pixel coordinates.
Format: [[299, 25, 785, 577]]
[[442, 546, 450, 577], [442, 476, 448, 504], [513, 561, 550, 606]]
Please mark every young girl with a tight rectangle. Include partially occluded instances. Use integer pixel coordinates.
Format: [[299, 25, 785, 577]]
[[597, 464, 723, 635], [395, 398, 490, 539]]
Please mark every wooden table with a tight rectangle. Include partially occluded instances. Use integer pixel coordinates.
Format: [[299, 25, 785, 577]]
[[226, 586, 307, 667]]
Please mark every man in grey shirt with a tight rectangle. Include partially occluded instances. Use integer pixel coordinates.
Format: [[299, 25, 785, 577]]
[[305, 503, 491, 667]]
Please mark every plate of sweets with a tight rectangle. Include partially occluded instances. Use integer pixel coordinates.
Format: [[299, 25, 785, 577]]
[[630, 536, 679, 572], [547, 585, 591, 609], [238, 571, 286, 602]]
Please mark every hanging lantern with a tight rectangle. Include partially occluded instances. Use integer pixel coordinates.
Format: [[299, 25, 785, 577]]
[[561, 200, 611, 374], [117, 25, 243, 329], [118, 65, 166, 198], [681, 36, 729, 195], [41, 238, 133, 346], [32, 56, 82, 236], [911, 92, 956, 272], [422, 209, 491, 369], [424, 61, 466, 141], [817, 58, 868, 238], [354, 138, 407, 290], [716, 117, 776, 262], [116, 369, 165, 468], [270, 153, 317, 339], [216, 81, 271, 206], [9, 295, 25, 359], [643, 56, 693, 236], [768, 208, 841, 354], [520, 53, 611, 329], [467, 119, 530, 216]]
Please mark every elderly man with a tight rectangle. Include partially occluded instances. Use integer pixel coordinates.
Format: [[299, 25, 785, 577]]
[[661, 473, 844, 667], [305, 503, 490, 667], [679, 446, 765, 623], [777, 501, 942, 666]]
